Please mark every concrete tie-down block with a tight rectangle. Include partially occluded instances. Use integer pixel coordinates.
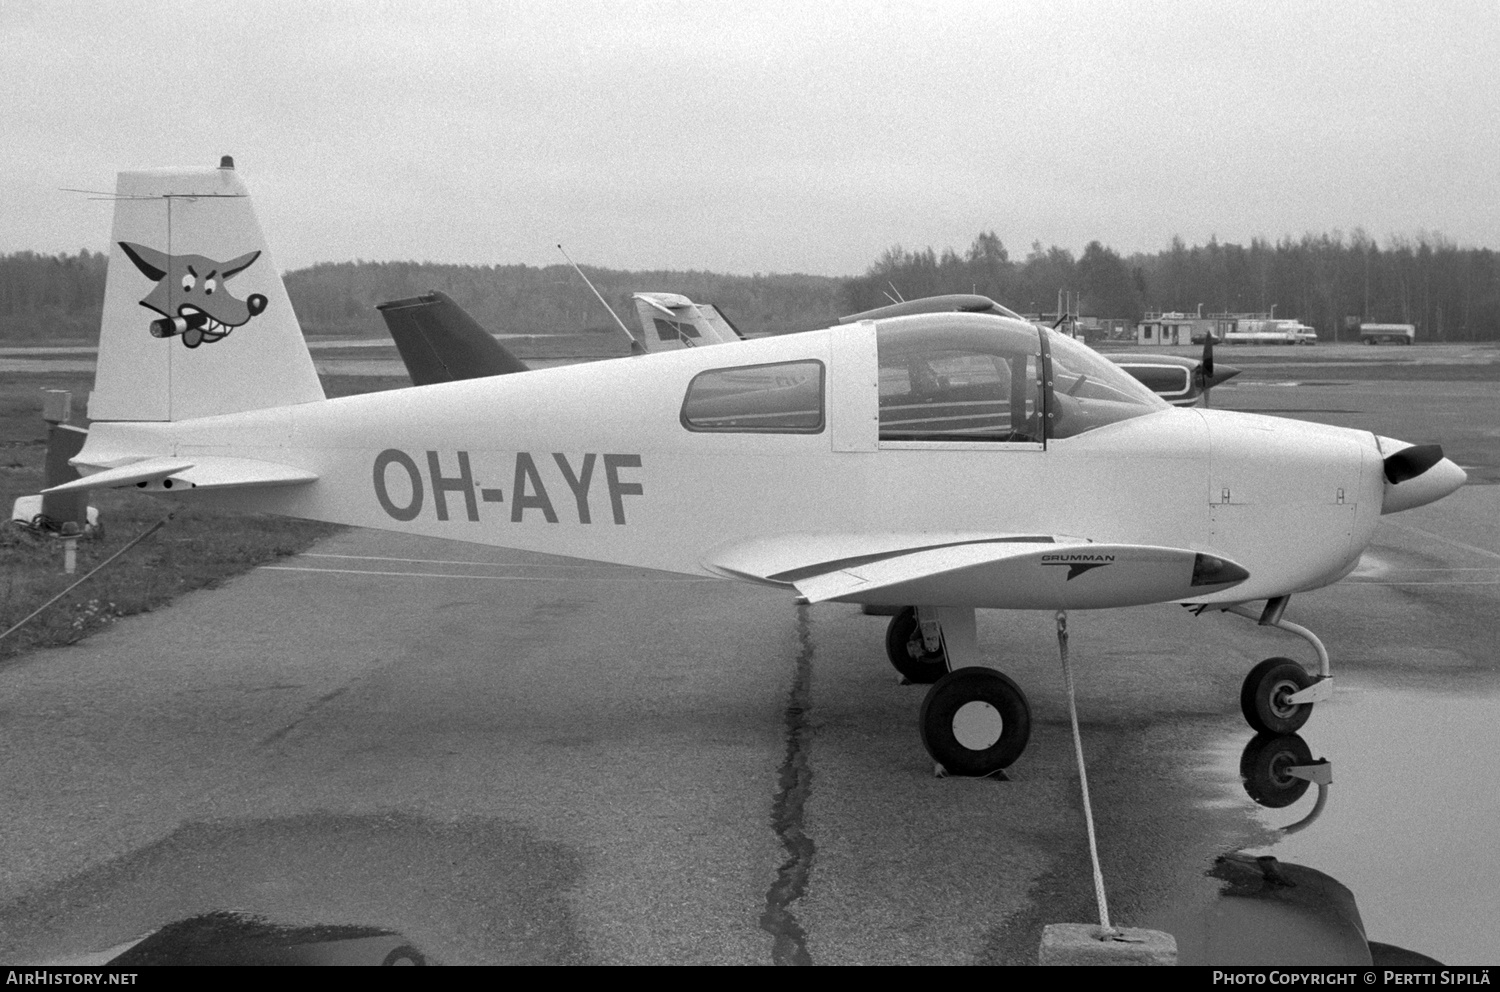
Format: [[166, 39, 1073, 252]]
[[1039, 924, 1178, 966]]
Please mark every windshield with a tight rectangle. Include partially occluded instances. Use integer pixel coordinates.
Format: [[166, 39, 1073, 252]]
[[1045, 331, 1169, 439]]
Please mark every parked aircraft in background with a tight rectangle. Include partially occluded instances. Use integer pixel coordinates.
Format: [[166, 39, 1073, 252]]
[[377, 291, 529, 385], [49, 161, 1467, 777], [631, 292, 743, 350], [1108, 352, 1240, 407]]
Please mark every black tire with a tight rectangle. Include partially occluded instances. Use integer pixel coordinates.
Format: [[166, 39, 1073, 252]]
[[919, 667, 1031, 776], [1239, 733, 1313, 808], [1240, 657, 1313, 734], [885, 606, 947, 684]]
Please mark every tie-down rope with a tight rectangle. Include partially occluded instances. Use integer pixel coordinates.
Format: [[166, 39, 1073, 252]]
[[1055, 609, 1114, 934], [0, 513, 175, 644]]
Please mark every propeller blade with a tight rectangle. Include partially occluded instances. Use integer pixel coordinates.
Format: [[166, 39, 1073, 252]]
[[1383, 444, 1445, 484], [1203, 331, 1215, 380]]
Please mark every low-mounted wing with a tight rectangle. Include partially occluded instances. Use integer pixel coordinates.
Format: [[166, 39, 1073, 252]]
[[706, 533, 1249, 610]]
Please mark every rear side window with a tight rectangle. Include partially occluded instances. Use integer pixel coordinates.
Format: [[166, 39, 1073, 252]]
[[681, 360, 825, 433]]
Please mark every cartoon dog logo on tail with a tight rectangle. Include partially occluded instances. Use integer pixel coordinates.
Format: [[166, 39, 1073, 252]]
[[119, 242, 267, 348]]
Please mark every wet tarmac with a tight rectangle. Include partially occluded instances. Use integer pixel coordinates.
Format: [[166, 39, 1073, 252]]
[[0, 348, 1496, 965]]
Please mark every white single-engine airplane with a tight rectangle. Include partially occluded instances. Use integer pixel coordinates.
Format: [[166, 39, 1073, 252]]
[[49, 161, 1468, 776]]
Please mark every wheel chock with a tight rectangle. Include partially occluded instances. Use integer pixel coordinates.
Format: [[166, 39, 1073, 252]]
[[1038, 924, 1177, 966]]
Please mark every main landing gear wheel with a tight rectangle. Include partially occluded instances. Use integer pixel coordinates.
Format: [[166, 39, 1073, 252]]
[[919, 667, 1031, 777], [885, 606, 948, 684], [1239, 733, 1314, 809], [1240, 657, 1314, 735]]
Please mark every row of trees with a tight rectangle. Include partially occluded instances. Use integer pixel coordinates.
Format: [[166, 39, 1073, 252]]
[[0, 249, 108, 339], [5, 232, 1500, 341], [0, 251, 845, 340], [283, 261, 845, 337], [850, 231, 1500, 340], [843, 234, 1142, 320]]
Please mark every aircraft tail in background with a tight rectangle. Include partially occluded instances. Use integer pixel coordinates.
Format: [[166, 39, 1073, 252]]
[[376, 290, 530, 385], [88, 158, 325, 422], [630, 292, 744, 352]]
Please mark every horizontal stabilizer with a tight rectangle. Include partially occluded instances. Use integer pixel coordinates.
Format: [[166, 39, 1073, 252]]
[[44, 456, 316, 494], [707, 533, 1249, 610], [41, 457, 194, 493]]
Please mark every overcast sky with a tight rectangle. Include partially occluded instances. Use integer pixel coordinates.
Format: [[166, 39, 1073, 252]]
[[3, 0, 1497, 276]]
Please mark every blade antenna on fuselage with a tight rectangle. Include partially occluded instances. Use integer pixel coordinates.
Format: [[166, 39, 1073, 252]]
[[557, 244, 643, 354]]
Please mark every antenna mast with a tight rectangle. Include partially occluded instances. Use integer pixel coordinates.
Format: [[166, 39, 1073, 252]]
[[557, 244, 640, 352]]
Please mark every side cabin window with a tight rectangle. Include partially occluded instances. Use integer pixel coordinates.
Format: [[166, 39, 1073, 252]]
[[680, 360, 825, 433], [654, 317, 700, 342], [876, 317, 1043, 443]]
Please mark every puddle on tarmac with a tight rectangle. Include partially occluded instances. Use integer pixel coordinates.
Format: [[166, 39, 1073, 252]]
[[1236, 687, 1500, 966], [1153, 685, 1500, 966], [0, 811, 590, 966]]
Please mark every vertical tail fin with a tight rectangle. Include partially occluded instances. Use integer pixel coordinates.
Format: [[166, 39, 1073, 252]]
[[88, 159, 324, 422], [376, 290, 530, 384]]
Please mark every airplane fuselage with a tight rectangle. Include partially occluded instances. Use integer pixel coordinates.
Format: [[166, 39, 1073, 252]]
[[81, 322, 1398, 607]]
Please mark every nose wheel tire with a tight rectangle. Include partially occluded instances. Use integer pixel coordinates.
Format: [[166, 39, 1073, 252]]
[[885, 606, 948, 684], [1240, 657, 1314, 735], [919, 667, 1031, 776]]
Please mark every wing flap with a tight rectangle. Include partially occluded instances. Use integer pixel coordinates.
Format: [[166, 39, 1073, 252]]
[[704, 532, 1075, 585]]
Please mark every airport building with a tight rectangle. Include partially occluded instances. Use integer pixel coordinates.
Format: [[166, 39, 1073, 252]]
[[1136, 310, 1220, 345], [1136, 310, 1316, 345]]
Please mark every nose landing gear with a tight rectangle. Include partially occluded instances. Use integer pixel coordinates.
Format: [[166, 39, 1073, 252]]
[[1241, 658, 1314, 734], [1217, 597, 1335, 735]]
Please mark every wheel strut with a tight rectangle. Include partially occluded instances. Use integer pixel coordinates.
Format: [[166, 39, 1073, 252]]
[[1222, 597, 1333, 705]]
